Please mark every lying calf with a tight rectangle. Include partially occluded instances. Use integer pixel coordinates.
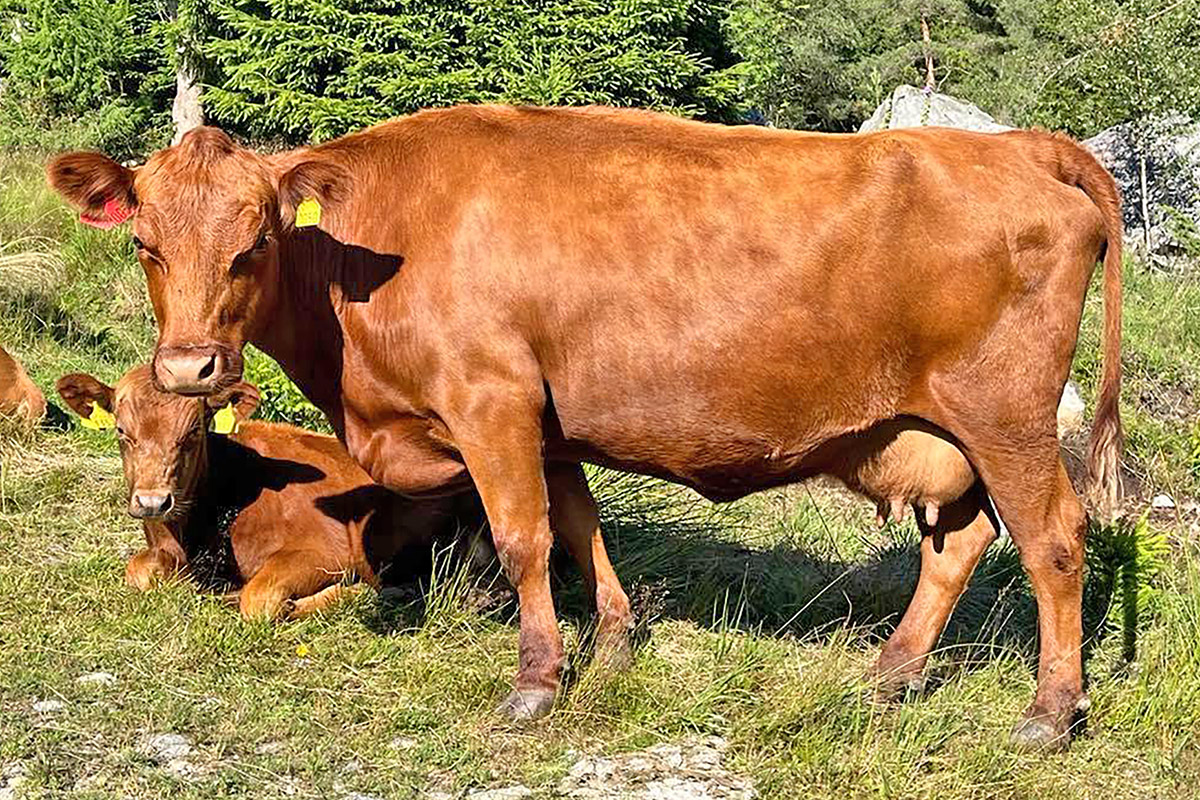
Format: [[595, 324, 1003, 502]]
[[57, 365, 487, 619], [1, 344, 46, 426]]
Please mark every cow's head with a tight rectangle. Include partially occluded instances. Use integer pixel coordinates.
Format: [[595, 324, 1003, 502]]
[[47, 127, 350, 395], [56, 365, 259, 520]]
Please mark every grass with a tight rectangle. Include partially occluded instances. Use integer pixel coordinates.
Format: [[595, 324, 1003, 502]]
[[2, 152, 1200, 798]]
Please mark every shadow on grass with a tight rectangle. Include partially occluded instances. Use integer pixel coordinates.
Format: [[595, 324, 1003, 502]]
[[356, 470, 1144, 690]]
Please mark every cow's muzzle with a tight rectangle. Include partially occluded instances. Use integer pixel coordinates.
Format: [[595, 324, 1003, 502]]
[[129, 490, 174, 520], [154, 344, 241, 396]]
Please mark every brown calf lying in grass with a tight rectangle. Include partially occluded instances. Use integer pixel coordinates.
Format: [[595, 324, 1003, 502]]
[[1, 344, 46, 427], [56, 365, 488, 619]]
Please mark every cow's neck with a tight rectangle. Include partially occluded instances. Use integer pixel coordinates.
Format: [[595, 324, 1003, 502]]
[[252, 231, 359, 436], [164, 435, 245, 587]]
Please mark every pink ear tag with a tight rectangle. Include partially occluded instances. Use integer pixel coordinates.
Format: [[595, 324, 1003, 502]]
[[80, 197, 133, 229]]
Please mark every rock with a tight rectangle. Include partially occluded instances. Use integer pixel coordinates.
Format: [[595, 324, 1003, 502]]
[[557, 736, 754, 799], [256, 740, 285, 756], [859, 85, 1011, 134], [1152, 493, 1176, 510], [76, 671, 117, 688], [0, 763, 28, 800], [164, 758, 198, 779], [139, 733, 192, 763], [32, 699, 64, 714], [1056, 381, 1086, 439], [467, 788, 533, 800], [390, 736, 419, 751], [1083, 116, 1200, 260]]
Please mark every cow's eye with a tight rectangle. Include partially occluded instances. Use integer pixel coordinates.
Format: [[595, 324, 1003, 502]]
[[131, 236, 144, 250], [253, 232, 269, 251]]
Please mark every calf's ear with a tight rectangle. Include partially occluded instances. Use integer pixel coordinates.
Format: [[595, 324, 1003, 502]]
[[276, 157, 353, 230], [46, 152, 136, 229], [56, 373, 116, 419], [206, 382, 261, 422]]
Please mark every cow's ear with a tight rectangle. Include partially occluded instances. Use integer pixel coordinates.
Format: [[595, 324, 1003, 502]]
[[206, 381, 260, 422], [276, 158, 353, 229], [46, 152, 137, 229], [56, 373, 116, 419]]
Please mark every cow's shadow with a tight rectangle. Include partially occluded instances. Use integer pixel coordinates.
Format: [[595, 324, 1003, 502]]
[[358, 473, 1131, 689]]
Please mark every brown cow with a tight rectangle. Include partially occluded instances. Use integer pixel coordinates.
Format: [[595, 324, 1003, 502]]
[[56, 365, 489, 619], [1, 344, 46, 426], [47, 106, 1123, 749]]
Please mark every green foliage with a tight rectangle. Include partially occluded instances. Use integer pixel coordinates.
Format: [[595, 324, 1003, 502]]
[[203, 0, 744, 144], [1087, 514, 1171, 664], [976, 0, 1200, 137], [242, 346, 331, 431], [0, 0, 173, 155], [727, 0, 1200, 137], [726, 0, 1012, 131]]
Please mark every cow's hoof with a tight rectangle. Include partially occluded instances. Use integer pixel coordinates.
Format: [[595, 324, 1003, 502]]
[[496, 687, 556, 721], [594, 633, 635, 673], [872, 671, 926, 703], [1009, 715, 1070, 752]]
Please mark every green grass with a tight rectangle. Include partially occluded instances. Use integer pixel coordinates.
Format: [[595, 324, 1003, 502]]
[[3, 153, 1200, 798]]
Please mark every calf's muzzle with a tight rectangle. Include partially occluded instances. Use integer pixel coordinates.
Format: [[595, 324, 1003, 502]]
[[130, 491, 174, 520]]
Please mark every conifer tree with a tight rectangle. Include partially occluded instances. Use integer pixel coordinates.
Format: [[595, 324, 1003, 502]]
[[203, 0, 743, 144]]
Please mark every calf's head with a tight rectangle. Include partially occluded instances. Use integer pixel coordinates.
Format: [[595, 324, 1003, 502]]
[[56, 365, 259, 520], [46, 128, 349, 395]]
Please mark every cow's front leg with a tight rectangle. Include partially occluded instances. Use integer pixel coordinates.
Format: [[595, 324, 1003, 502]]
[[452, 398, 561, 721], [126, 529, 187, 591]]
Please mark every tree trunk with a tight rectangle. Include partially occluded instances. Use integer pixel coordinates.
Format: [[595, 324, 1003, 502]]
[[167, 0, 203, 144], [171, 61, 204, 144], [920, 15, 935, 89]]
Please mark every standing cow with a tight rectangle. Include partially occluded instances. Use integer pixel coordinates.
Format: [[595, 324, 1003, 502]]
[[48, 106, 1122, 749]]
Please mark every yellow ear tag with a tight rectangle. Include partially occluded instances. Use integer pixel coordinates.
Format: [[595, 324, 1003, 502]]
[[295, 197, 322, 228], [80, 401, 115, 430], [211, 403, 239, 435]]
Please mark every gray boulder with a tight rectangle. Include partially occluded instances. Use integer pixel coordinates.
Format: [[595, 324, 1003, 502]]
[[1083, 116, 1200, 261], [859, 85, 1011, 134]]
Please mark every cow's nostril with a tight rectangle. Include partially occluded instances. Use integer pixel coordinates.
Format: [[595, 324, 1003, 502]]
[[160, 494, 174, 515], [197, 355, 216, 381]]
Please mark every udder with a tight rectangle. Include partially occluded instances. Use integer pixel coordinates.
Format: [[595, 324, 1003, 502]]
[[830, 419, 976, 527]]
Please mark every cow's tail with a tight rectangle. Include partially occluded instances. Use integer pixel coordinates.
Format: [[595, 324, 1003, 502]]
[[1050, 133, 1124, 521]]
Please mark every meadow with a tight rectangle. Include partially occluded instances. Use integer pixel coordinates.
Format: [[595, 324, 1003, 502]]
[[2, 152, 1199, 799]]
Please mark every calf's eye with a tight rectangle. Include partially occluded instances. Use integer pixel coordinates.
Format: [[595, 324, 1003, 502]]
[[132, 236, 144, 250]]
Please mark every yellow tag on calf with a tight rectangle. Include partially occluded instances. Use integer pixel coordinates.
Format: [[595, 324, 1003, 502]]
[[80, 401, 115, 430], [212, 403, 239, 435], [295, 197, 322, 228]]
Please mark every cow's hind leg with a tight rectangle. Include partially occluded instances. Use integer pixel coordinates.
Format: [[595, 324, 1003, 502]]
[[871, 480, 998, 698], [934, 425, 1087, 749], [289, 583, 364, 619], [240, 550, 343, 621], [548, 463, 634, 670]]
